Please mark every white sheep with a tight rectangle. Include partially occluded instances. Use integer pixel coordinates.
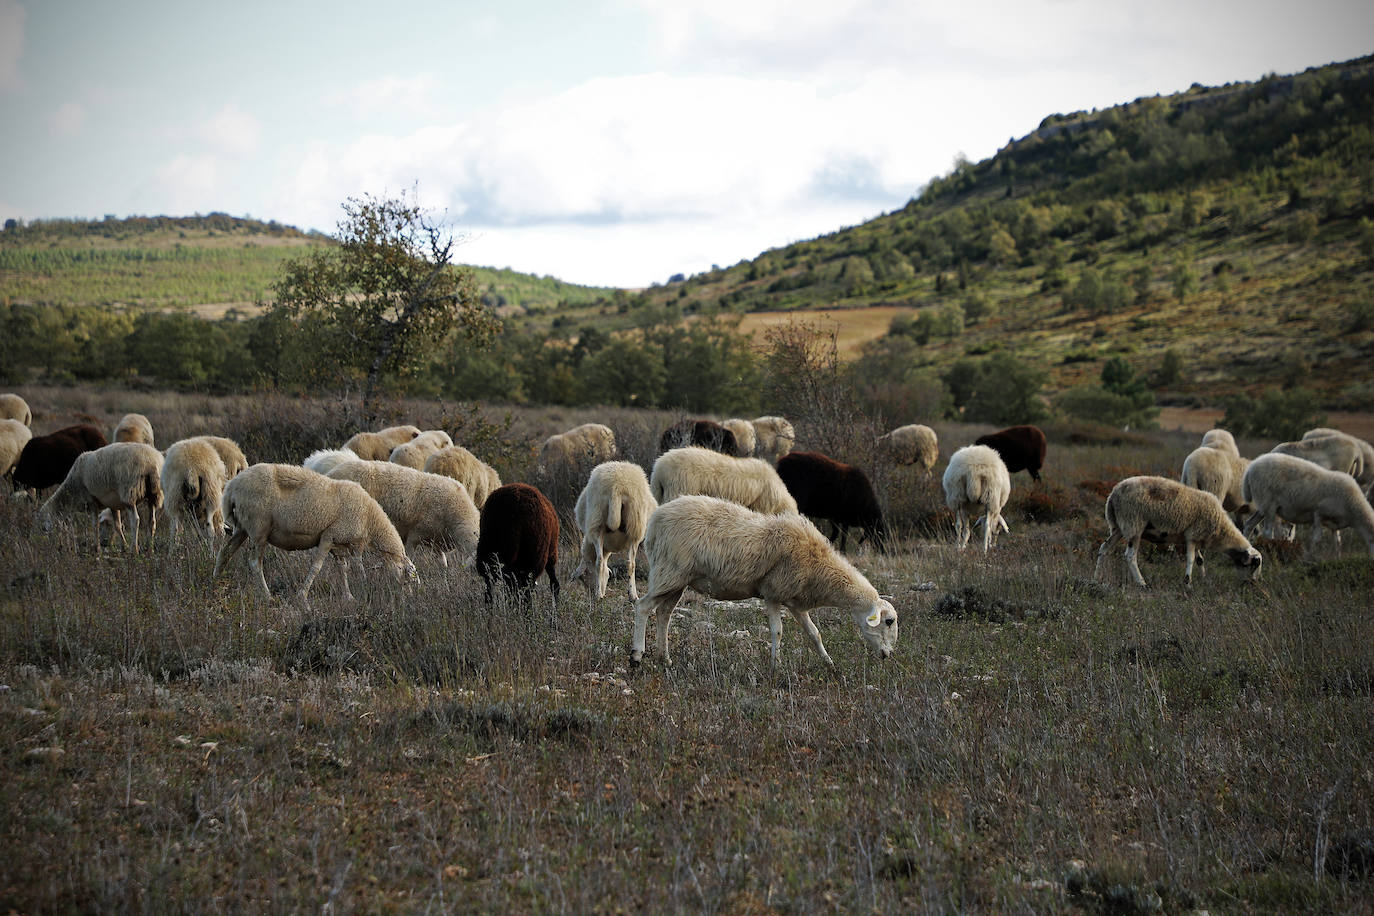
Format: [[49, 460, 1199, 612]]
[[327, 459, 479, 567], [424, 445, 502, 508], [1180, 445, 1250, 518], [303, 448, 362, 476], [161, 437, 231, 546], [571, 461, 656, 600], [942, 445, 1011, 552], [1199, 428, 1239, 457], [751, 416, 796, 464], [722, 419, 757, 458], [1241, 453, 1374, 557], [114, 413, 154, 447], [388, 429, 453, 470], [650, 446, 798, 515], [878, 424, 939, 473], [630, 495, 898, 670], [39, 442, 164, 556], [342, 425, 422, 461], [538, 423, 617, 475], [1095, 476, 1262, 587], [213, 463, 417, 604], [1270, 436, 1363, 479], [1, 418, 33, 487], [0, 393, 32, 427], [197, 436, 248, 479], [1302, 428, 1374, 494]]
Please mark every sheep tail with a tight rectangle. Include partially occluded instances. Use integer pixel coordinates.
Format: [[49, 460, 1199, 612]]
[[606, 493, 624, 533]]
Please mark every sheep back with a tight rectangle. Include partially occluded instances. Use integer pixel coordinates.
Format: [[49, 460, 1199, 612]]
[[574, 461, 655, 554], [1200, 428, 1240, 457], [303, 448, 361, 476], [776, 451, 888, 548], [476, 483, 560, 601], [722, 419, 757, 457], [1180, 446, 1249, 512], [13, 424, 109, 491], [659, 419, 738, 456], [1242, 453, 1374, 543], [878, 424, 938, 471], [425, 446, 501, 507], [328, 459, 479, 555], [343, 425, 422, 461], [162, 437, 229, 533], [0, 418, 33, 481], [195, 436, 248, 478], [0, 393, 32, 427], [751, 416, 796, 463], [973, 425, 1047, 481], [1271, 436, 1363, 479], [42, 442, 164, 519], [540, 423, 617, 473], [114, 413, 155, 447], [650, 446, 798, 514]]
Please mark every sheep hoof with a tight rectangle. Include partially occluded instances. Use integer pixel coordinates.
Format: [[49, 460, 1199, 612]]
[[628, 652, 642, 668]]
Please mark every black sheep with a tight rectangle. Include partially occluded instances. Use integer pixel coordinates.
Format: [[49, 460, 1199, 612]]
[[659, 419, 738, 456], [476, 483, 560, 604], [776, 451, 890, 552], [974, 425, 1047, 482], [12, 424, 109, 493]]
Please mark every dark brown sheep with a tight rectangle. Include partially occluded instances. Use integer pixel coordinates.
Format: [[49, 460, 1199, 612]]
[[974, 425, 1047, 482], [476, 483, 560, 604], [659, 419, 739, 456], [776, 451, 891, 552], [12, 424, 110, 493]]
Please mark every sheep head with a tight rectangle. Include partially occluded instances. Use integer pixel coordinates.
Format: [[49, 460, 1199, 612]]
[[1226, 546, 1263, 581], [854, 598, 899, 659]]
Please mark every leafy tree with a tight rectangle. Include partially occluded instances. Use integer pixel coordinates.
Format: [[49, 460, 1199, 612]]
[[1222, 387, 1325, 440], [579, 336, 666, 407], [944, 351, 1049, 425], [268, 191, 498, 417], [1170, 255, 1198, 304]]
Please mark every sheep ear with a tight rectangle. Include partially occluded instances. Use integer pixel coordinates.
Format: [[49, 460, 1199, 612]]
[[878, 594, 894, 601], [866, 610, 881, 627]]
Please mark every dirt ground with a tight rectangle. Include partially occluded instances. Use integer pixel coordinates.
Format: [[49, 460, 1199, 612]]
[[1158, 407, 1374, 439]]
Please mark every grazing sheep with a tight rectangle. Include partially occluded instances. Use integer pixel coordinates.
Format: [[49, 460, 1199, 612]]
[[1241, 453, 1374, 557], [1270, 436, 1363, 480], [196, 436, 248, 479], [659, 419, 738, 456], [476, 483, 560, 604], [722, 419, 757, 457], [539, 423, 617, 477], [0, 393, 32, 427], [424, 446, 502, 508], [942, 445, 1011, 552], [212, 463, 417, 605], [650, 446, 798, 515], [1302, 428, 1374, 494], [342, 425, 422, 461], [630, 495, 898, 671], [12, 424, 108, 493], [327, 460, 479, 567], [1200, 428, 1240, 457], [161, 437, 230, 545], [877, 424, 939, 473], [303, 448, 361, 476], [1, 418, 33, 487], [571, 461, 656, 600], [776, 451, 890, 552], [114, 413, 155, 447], [974, 425, 1047, 482], [1180, 445, 1251, 518], [1095, 476, 1262, 588], [39, 442, 163, 556], [388, 429, 453, 469], [751, 416, 796, 464]]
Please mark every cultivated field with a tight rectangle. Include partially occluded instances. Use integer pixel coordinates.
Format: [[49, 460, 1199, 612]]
[[2, 386, 1372, 912]]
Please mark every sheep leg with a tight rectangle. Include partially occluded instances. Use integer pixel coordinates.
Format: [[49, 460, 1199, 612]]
[[246, 543, 272, 602], [631, 587, 683, 665], [981, 510, 993, 553], [214, 528, 247, 577], [546, 557, 560, 605], [129, 504, 141, 554], [626, 539, 640, 602], [1183, 541, 1198, 587], [765, 602, 784, 670], [595, 534, 610, 600], [297, 543, 334, 605], [1124, 536, 1148, 588], [1095, 532, 1122, 581], [1306, 513, 1324, 559], [93, 513, 104, 560], [792, 609, 836, 669]]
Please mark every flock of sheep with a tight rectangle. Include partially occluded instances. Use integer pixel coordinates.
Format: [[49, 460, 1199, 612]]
[[4, 387, 1373, 674]]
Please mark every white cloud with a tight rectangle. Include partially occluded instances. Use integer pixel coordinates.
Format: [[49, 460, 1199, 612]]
[[153, 154, 223, 215], [49, 101, 85, 137], [0, 0, 25, 92], [198, 103, 261, 157], [328, 74, 439, 118]]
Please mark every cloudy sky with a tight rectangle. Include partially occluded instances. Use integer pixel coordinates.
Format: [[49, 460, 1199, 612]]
[[2, 0, 1371, 287]]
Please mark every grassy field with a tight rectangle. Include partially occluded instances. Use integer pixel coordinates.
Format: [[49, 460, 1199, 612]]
[[2, 386, 1373, 912]]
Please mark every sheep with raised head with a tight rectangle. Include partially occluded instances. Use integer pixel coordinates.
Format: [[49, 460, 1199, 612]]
[[776, 451, 890, 552], [942, 445, 1011, 552], [161, 437, 230, 546], [751, 416, 796, 464], [388, 429, 453, 470], [424, 446, 502, 508], [877, 423, 939, 473], [1302, 428, 1374, 494], [1241, 453, 1374, 557], [342, 425, 422, 461], [39, 442, 163, 555], [0, 393, 32, 427], [1095, 476, 1262, 588], [650, 446, 798, 515], [659, 419, 738, 456], [303, 448, 361, 476], [197, 436, 248, 479], [539, 423, 617, 476], [114, 413, 154, 447], [974, 424, 1047, 482], [12, 424, 108, 494], [1200, 428, 1240, 457], [1180, 445, 1250, 518], [327, 460, 479, 567], [721, 419, 757, 457], [630, 495, 898, 671], [212, 463, 417, 605], [476, 483, 560, 604], [1270, 436, 1363, 480], [571, 461, 656, 600], [1, 418, 33, 487]]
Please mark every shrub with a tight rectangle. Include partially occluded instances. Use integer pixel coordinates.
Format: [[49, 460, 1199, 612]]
[[1222, 387, 1326, 440]]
